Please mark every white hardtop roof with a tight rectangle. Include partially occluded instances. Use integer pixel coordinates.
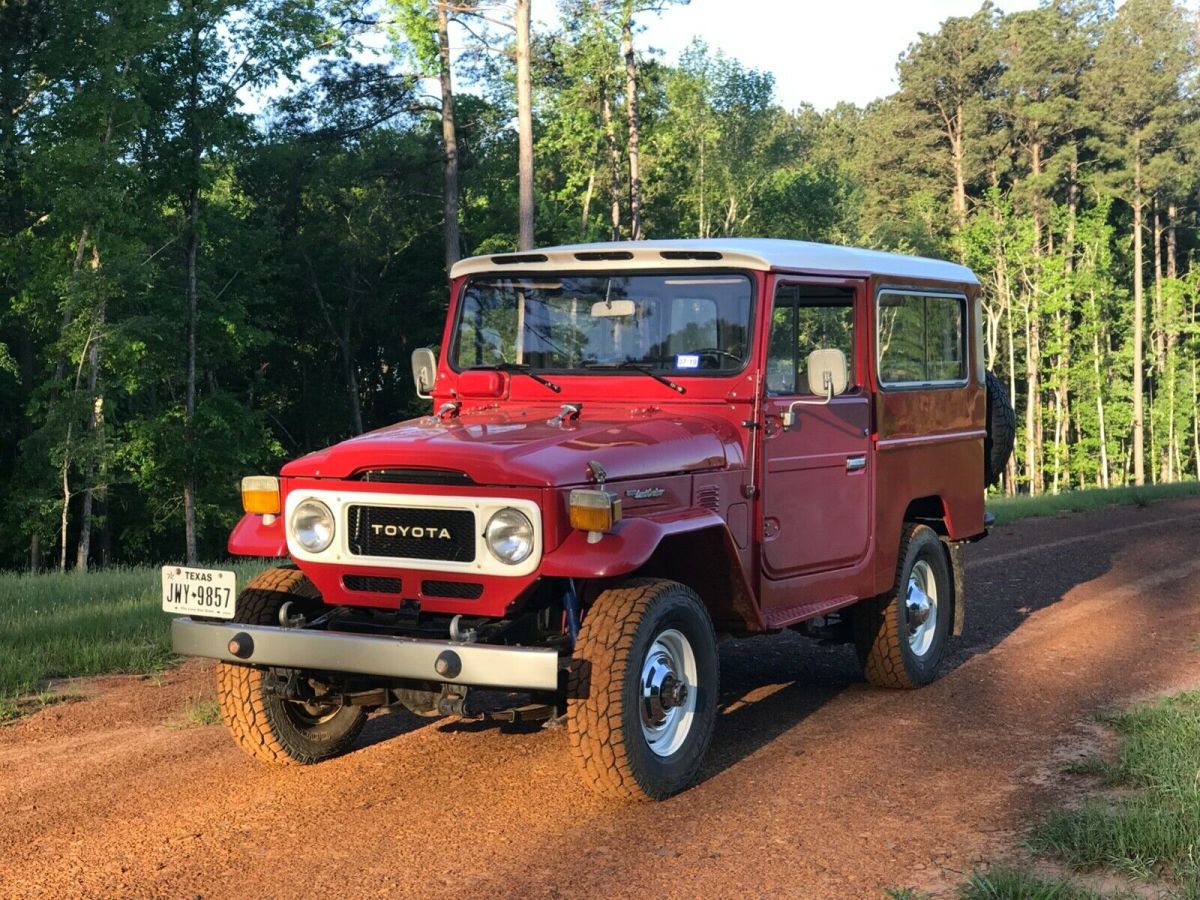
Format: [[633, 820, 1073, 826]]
[[449, 238, 979, 286]]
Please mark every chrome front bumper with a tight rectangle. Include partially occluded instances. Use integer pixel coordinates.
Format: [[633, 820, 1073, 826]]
[[171, 618, 561, 691]]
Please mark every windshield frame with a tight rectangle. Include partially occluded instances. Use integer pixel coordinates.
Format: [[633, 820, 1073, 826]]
[[448, 268, 759, 380]]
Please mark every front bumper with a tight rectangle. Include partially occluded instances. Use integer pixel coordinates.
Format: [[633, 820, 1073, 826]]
[[171, 618, 561, 691]]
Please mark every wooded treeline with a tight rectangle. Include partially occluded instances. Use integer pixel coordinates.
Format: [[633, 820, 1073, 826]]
[[0, 0, 1196, 571]]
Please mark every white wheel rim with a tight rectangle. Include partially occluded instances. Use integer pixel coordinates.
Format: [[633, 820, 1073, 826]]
[[639, 628, 698, 758], [906, 559, 939, 657]]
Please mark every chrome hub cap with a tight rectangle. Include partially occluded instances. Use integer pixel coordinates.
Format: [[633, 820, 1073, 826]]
[[640, 628, 698, 757], [906, 559, 939, 657]]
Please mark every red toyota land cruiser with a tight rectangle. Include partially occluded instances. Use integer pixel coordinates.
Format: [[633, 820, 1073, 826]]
[[165, 239, 1014, 800]]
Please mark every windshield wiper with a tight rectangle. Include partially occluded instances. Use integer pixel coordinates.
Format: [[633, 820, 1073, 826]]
[[469, 363, 561, 393], [582, 361, 686, 395]]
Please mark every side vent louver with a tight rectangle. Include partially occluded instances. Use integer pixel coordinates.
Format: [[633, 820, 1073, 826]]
[[696, 484, 721, 512]]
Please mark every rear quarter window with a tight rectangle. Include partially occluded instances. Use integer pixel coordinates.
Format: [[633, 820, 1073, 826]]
[[877, 290, 966, 388]]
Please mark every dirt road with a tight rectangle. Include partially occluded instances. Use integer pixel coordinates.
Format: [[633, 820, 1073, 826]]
[[3, 500, 1200, 899]]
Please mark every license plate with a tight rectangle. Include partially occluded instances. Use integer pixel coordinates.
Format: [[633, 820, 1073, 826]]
[[161, 566, 237, 619]]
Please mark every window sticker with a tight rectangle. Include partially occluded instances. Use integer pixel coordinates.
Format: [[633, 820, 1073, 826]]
[[676, 353, 700, 369]]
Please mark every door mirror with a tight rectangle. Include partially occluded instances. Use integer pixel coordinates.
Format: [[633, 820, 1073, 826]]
[[411, 348, 437, 400], [782, 349, 850, 428], [805, 348, 849, 397]]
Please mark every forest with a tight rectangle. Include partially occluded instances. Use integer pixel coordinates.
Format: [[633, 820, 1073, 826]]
[[0, 0, 1197, 571]]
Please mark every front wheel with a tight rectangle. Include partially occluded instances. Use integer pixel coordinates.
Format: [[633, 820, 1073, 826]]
[[215, 567, 366, 765], [853, 524, 951, 689], [567, 579, 719, 800]]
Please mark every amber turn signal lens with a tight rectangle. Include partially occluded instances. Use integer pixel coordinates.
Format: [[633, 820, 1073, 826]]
[[568, 489, 622, 533], [241, 476, 280, 515]]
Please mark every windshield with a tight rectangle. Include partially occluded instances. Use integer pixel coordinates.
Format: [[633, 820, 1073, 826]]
[[452, 273, 754, 374]]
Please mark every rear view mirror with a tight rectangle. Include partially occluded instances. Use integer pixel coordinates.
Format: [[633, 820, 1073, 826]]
[[806, 348, 849, 397], [590, 299, 636, 318], [411, 347, 437, 400]]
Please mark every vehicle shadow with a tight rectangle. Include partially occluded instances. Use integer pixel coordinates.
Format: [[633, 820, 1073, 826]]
[[355, 508, 1169, 775]]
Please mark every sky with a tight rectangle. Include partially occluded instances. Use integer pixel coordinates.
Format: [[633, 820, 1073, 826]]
[[537, 0, 1043, 112]]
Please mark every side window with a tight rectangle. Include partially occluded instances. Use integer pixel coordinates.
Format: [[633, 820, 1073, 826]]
[[767, 285, 855, 395], [877, 291, 966, 386]]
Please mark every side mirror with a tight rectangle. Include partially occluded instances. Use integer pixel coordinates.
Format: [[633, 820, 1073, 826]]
[[782, 349, 849, 428], [411, 348, 437, 400], [806, 348, 849, 397]]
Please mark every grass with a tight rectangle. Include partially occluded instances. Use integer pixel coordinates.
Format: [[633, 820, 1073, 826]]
[[959, 866, 1119, 900], [179, 696, 221, 727], [0, 561, 267, 719], [1028, 691, 1200, 891], [988, 481, 1200, 526]]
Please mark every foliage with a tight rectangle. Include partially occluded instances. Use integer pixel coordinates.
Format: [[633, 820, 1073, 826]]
[[1, 0, 1199, 570]]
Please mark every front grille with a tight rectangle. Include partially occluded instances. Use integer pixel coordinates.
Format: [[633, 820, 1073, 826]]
[[422, 580, 483, 600], [347, 505, 475, 562], [343, 575, 402, 594]]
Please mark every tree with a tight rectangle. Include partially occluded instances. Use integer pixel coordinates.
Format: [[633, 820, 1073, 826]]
[[1084, 0, 1196, 485]]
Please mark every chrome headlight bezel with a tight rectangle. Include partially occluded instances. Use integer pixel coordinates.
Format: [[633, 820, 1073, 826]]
[[484, 507, 535, 565], [290, 498, 336, 554]]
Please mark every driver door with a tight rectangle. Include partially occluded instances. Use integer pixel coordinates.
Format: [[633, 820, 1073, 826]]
[[760, 281, 871, 583]]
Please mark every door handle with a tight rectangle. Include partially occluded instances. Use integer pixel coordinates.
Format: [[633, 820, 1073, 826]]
[[846, 456, 867, 471]]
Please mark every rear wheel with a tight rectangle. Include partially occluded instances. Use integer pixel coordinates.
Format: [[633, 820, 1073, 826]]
[[853, 524, 951, 689], [567, 579, 719, 800], [215, 567, 366, 765]]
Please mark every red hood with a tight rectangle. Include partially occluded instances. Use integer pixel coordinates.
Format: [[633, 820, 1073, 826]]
[[280, 406, 743, 486]]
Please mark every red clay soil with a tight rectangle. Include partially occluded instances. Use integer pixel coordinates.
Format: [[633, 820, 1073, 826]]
[[3, 499, 1200, 899]]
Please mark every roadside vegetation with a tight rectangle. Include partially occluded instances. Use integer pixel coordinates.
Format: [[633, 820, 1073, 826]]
[[896, 691, 1200, 899], [987, 481, 1200, 526], [0, 561, 265, 720]]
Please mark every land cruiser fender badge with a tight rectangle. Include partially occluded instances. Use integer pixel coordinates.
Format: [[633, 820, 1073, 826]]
[[625, 487, 665, 499]]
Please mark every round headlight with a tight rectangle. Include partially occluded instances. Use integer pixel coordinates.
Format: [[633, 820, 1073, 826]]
[[291, 499, 335, 553], [485, 508, 534, 565]]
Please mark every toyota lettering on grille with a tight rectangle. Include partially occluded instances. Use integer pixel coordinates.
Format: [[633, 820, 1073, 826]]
[[369, 524, 452, 540], [347, 505, 476, 562]]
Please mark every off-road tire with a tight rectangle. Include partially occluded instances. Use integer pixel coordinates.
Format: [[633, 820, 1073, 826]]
[[853, 524, 951, 689], [215, 567, 366, 765], [984, 369, 1016, 487], [567, 579, 719, 801]]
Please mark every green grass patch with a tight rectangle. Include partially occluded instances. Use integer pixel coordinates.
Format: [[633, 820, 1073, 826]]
[[179, 696, 221, 727], [1030, 691, 1200, 890], [0, 562, 268, 716], [960, 866, 1117, 899], [988, 481, 1200, 526]]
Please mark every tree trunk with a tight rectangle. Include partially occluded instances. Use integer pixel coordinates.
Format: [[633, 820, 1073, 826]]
[[1006, 294, 1018, 496], [601, 79, 621, 241], [1131, 156, 1146, 486], [437, 3, 460, 271], [621, 0, 642, 240], [1167, 204, 1178, 280], [950, 104, 966, 234], [1024, 297, 1040, 495], [75, 294, 105, 572], [580, 162, 596, 240], [184, 188, 200, 565], [514, 0, 534, 250]]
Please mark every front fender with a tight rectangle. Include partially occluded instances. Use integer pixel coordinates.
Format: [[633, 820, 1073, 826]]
[[541, 509, 726, 579], [227, 513, 287, 557]]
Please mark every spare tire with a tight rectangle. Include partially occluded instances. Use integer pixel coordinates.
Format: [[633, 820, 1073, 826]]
[[984, 370, 1016, 487]]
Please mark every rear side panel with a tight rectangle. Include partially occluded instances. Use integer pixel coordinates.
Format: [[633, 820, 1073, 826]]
[[869, 276, 986, 594]]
